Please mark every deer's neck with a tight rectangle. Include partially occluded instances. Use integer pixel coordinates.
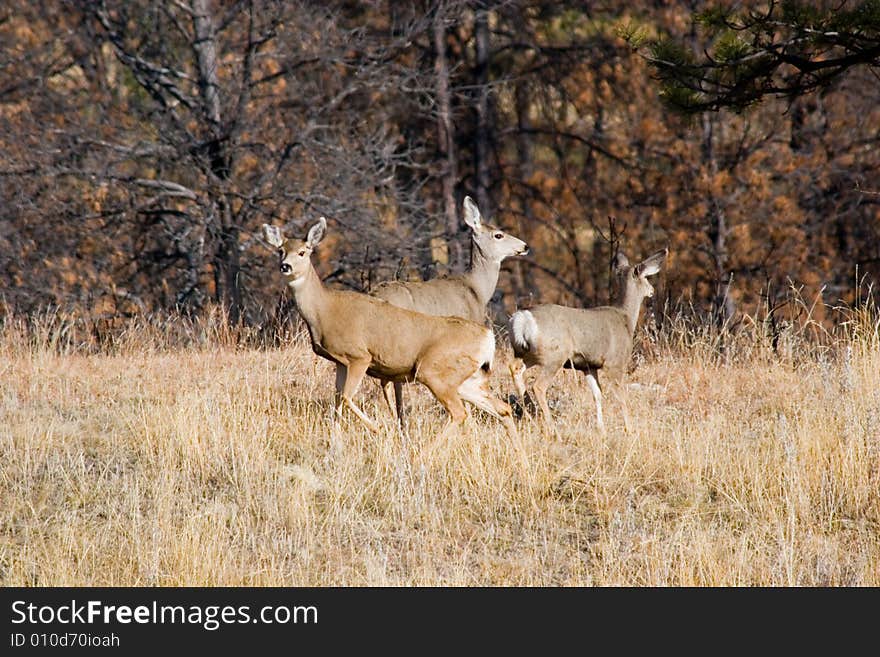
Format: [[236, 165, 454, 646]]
[[463, 242, 501, 308], [617, 290, 645, 336], [288, 264, 329, 331]]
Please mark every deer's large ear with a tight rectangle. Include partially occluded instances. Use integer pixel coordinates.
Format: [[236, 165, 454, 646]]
[[635, 248, 668, 278], [263, 224, 284, 248], [306, 217, 327, 248], [614, 251, 630, 273], [462, 196, 482, 231]]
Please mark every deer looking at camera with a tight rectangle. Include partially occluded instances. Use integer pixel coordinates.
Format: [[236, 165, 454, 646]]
[[263, 218, 517, 439], [508, 248, 667, 430], [370, 196, 528, 428]]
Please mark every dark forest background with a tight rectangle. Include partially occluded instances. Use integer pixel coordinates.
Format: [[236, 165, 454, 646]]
[[2, 0, 878, 335]]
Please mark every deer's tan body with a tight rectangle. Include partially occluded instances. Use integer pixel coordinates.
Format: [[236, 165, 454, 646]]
[[513, 304, 634, 380], [509, 249, 668, 430], [372, 276, 486, 324], [263, 218, 516, 438], [370, 196, 528, 427], [298, 281, 493, 385]]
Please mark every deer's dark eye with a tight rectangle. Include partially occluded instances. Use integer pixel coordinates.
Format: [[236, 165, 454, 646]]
[[494, 232, 504, 239], [298, 250, 306, 257]]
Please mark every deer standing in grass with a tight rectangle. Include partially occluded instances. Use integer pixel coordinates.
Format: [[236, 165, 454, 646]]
[[263, 218, 517, 439], [370, 196, 528, 428], [508, 248, 667, 430]]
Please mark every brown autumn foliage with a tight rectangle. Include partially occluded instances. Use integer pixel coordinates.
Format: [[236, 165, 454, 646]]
[[1, 1, 878, 334]]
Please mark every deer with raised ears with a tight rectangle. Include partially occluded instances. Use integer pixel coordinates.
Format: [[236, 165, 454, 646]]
[[262, 218, 517, 440], [370, 196, 528, 427], [508, 248, 668, 431]]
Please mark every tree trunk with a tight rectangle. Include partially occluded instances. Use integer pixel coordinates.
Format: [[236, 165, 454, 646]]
[[433, 2, 461, 272], [513, 79, 535, 306], [474, 4, 491, 216], [192, 0, 241, 322], [702, 114, 735, 326], [192, 0, 223, 131], [215, 200, 243, 324]]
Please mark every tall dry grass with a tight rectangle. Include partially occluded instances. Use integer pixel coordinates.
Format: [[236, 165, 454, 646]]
[[1, 297, 878, 586]]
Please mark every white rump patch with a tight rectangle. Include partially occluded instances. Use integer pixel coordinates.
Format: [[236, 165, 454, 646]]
[[510, 310, 539, 352], [476, 329, 496, 371]]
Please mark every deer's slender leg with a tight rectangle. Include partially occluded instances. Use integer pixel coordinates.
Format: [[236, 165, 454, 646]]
[[421, 377, 468, 441], [602, 365, 629, 433], [381, 379, 409, 437], [380, 380, 396, 416], [333, 363, 347, 422], [338, 358, 379, 433], [458, 369, 517, 438], [532, 364, 561, 420], [585, 367, 605, 431], [510, 359, 527, 399], [392, 381, 406, 428], [509, 358, 529, 411]]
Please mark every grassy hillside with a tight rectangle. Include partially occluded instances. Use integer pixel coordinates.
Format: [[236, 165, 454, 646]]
[[1, 306, 878, 586]]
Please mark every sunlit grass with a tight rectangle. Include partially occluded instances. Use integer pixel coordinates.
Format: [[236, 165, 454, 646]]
[[1, 303, 878, 586]]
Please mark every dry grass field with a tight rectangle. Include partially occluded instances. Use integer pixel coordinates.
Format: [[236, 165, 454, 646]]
[[1, 301, 878, 586]]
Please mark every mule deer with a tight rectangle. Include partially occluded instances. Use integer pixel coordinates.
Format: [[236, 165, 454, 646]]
[[263, 218, 517, 439], [508, 248, 667, 430], [371, 196, 528, 427]]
